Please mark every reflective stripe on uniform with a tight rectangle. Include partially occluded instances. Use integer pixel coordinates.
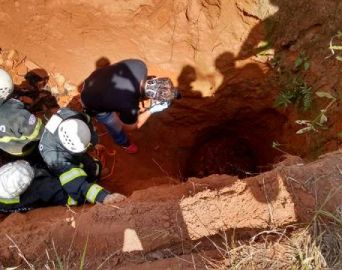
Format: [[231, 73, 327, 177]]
[[67, 196, 78, 206], [95, 163, 100, 177], [85, 184, 103, 203], [0, 118, 43, 143], [84, 113, 91, 123], [0, 197, 20, 204], [59, 168, 87, 186], [10, 144, 36, 156]]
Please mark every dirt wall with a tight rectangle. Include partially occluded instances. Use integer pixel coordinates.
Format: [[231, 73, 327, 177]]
[[1, 151, 342, 268], [1, 0, 341, 175]]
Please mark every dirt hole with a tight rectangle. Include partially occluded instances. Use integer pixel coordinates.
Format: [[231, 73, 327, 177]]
[[184, 108, 287, 178]]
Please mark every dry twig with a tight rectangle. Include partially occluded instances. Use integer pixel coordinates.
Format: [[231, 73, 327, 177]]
[[6, 234, 34, 269]]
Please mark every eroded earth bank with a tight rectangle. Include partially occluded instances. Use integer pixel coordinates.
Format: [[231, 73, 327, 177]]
[[0, 0, 342, 269]]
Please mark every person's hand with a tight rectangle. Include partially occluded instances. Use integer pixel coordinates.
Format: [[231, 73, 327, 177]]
[[103, 193, 127, 205], [149, 102, 169, 114]]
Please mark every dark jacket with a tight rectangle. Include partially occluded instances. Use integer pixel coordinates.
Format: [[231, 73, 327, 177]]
[[39, 108, 109, 204], [81, 59, 147, 124], [0, 165, 70, 213]]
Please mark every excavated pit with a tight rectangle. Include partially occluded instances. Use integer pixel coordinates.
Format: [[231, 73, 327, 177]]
[[184, 108, 287, 178], [0, 0, 339, 201]]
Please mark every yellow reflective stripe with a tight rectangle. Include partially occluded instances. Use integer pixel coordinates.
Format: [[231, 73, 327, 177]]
[[8, 151, 24, 156], [59, 168, 87, 186], [0, 118, 43, 143], [67, 196, 78, 206], [30, 118, 43, 140], [0, 197, 20, 204], [85, 184, 103, 203], [10, 144, 36, 156]]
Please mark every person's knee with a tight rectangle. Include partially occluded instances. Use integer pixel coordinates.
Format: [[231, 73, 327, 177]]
[[96, 112, 111, 122]]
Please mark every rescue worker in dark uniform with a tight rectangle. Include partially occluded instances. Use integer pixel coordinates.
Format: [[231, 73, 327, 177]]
[[0, 69, 43, 157], [39, 107, 126, 205], [80, 59, 175, 154], [0, 160, 71, 213]]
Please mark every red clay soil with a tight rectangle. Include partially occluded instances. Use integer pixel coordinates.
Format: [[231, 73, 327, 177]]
[[1, 0, 342, 268], [0, 152, 342, 268], [1, 0, 342, 177]]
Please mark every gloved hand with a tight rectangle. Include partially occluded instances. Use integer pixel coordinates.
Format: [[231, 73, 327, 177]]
[[149, 102, 169, 114], [102, 193, 127, 205]]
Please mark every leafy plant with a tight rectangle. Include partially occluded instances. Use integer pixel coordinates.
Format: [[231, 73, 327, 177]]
[[327, 31, 342, 61], [272, 141, 291, 155], [275, 50, 314, 111], [295, 91, 337, 134], [275, 78, 313, 111], [294, 52, 310, 71], [274, 90, 296, 108]]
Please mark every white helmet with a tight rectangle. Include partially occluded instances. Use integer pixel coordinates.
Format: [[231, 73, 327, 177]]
[[58, 118, 91, 153], [0, 160, 34, 199], [0, 69, 14, 101], [144, 77, 179, 102]]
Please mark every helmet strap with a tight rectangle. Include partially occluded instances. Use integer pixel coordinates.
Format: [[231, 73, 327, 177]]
[[139, 79, 146, 98], [45, 114, 63, 134]]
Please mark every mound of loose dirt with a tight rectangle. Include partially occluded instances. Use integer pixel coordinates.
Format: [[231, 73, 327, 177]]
[[1, 151, 341, 268]]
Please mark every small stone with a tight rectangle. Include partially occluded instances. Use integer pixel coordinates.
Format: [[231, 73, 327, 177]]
[[50, 86, 59, 95], [57, 86, 66, 95], [5, 59, 13, 68], [53, 73, 66, 87], [64, 82, 76, 92], [7, 49, 18, 60]]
